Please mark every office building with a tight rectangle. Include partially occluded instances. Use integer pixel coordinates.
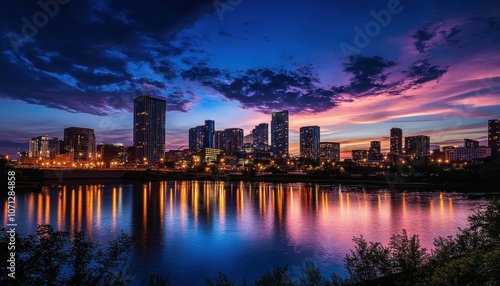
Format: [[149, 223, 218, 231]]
[[224, 128, 244, 156], [215, 130, 226, 151], [97, 143, 128, 167], [488, 119, 500, 158], [133, 95, 166, 165], [319, 142, 340, 162], [189, 126, 205, 150], [369, 141, 382, 160], [405, 135, 430, 157], [252, 123, 269, 151], [271, 110, 289, 157], [64, 127, 96, 161], [445, 146, 491, 161], [464, 139, 479, 149], [29, 136, 59, 159], [352, 150, 369, 163], [189, 120, 215, 150], [390, 128, 403, 154], [300, 126, 320, 160]]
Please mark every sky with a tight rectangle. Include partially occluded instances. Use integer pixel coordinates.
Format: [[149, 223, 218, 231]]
[[1, 0, 499, 158]]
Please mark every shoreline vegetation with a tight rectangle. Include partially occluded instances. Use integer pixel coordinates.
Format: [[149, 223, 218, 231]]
[[2, 200, 499, 285]]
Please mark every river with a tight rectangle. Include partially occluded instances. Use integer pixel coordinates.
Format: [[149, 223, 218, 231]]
[[1, 181, 487, 285]]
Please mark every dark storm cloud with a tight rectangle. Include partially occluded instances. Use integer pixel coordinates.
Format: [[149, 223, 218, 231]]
[[342, 55, 397, 95], [182, 55, 449, 114], [413, 23, 438, 53], [404, 59, 448, 85], [166, 89, 196, 113], [182, 65, 341, 114], [0, 1, 212, 115]]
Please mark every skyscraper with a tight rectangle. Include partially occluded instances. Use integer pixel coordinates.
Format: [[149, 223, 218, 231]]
[[489, 119, 500, 158], [189, 125, 205, 150], [29, 136, 59, 159], [319, 142, 340, 162], [64, 127, 96, 161], [215, 130, 226, 150], [271, 110, 289, 158], [390, 128, 403, 154], [204, 120, 215, 148], [252, 123, 269, 151], [300, 126, 320, 160], [224, 128, 244, 156], [369, 141, 382, 160], [405, 135, 430, 157], [189, 120, 215, 150], [133, 95, 166, 165]]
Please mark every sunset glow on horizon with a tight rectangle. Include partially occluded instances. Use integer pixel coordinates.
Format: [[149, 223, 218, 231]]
[[1, 0, 499, 158]]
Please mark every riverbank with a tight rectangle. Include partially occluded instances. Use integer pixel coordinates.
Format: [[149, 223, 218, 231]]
[[121, 170, 500, 192]]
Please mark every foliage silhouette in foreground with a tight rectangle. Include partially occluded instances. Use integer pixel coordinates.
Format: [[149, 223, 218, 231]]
[[0, 225, 134, 286]]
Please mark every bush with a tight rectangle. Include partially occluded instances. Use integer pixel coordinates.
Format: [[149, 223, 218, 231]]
[[0, 225, 134, 285]]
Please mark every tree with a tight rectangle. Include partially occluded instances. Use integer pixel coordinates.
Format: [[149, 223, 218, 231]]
[[0, 225, 134, 285]]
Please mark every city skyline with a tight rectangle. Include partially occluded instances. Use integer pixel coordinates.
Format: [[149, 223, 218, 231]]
[[1, 1, 500, 158], [14, 111, 497, 161]]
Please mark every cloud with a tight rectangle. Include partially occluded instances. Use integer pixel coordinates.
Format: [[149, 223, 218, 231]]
[[0, 1, 213, 115], [183, 64, 341, 114], [413, 23, 438, 53], [404, 59, 448, 85], [342, 55, 397, 95]]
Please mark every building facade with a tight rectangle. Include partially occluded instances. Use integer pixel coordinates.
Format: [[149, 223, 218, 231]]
[[464, 139, 479, 149], [224, 128, 244, 156], [271, 110, 289, 157], [300, 126, 320, 160], [369, 141, 382, 160], [319, 142, 340, 162], [97, 143, 128, 167], [352, 150, 369, 163], [252, 123, 269, 151], [29, 136, 59, 159], [215, 130, 226, 151], [405, 135, 430, 157], [133, 95, 166, 165], [390, 128, 403, 154], [63, 127, 96, 161], [488, 119, 500, 158], [189, 120, 215, 150], [445, 147, 491, 161]]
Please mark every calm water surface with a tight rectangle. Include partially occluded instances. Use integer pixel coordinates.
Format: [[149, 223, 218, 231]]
[[1, 181, 486, 285]]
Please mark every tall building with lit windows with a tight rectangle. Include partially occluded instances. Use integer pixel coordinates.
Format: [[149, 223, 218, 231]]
[[215, 130, 226, 150], [271, 110, 289, 157], [63, 127, 96, 161], [390, 128, 403, 154], [252, 123, 269, 151], [320, 142, 340, 162], [189, 120, 215, 150], [488, 119, 500, 158], [29, 136, 59, 159], [369, 141, 382, 160], [300, 126, 320, 160], [133, 95, 166, 165], [224, 128, 244, 156], [405, 135, 430, 157]]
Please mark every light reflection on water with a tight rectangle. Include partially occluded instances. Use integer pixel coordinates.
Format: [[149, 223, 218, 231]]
[[1, 181, 486, 285]]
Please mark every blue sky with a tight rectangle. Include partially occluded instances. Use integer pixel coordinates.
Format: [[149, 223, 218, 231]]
[[1, 0, 499, 157]]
